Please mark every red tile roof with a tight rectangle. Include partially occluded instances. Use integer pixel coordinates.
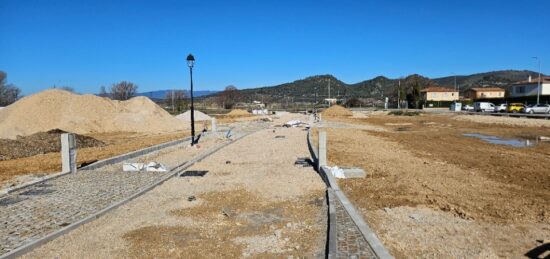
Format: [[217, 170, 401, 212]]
[[420, 86, 457, 93]]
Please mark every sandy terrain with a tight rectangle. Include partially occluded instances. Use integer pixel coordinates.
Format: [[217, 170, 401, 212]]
[[23, 125, 327, 258], [320, 113, 550, 258]]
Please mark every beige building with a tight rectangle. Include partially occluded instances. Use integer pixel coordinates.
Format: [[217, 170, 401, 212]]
[[464, 87, 505, 99], [510, 76, 550, 98], [420, 86, 459, 101]]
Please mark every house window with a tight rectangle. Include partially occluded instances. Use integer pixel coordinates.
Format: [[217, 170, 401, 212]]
[[517, 86, 525, 93]]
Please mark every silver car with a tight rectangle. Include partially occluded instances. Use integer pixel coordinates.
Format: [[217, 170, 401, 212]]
[[524, 104, 550, 114]]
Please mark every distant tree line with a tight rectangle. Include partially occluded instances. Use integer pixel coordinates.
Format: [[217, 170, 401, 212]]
[[0, 71, 22, 106]]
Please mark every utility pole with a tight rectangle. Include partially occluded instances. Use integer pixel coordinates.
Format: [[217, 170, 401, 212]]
[[172, 90, 175, 112], [398, 79, 401, 110], [328, 78, 331, 100], [533, 57, 541, 104], [454, 75, 457, 91]]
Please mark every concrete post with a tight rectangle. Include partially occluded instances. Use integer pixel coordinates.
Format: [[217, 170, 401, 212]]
[[309, 114, 314, 125], [211, 118, 217, 132], [61, 133, 77, 173], [318, 130, 327, 171]]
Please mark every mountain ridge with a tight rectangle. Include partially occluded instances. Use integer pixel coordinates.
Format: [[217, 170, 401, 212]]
[[235, 70, 543, 101]]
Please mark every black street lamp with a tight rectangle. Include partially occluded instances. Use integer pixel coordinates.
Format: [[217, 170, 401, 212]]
[[186, 54, 196, 146]]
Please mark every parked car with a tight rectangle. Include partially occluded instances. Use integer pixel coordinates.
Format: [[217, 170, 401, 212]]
[[462, 104, 474, 111], [523, 104, 550, 114], [507, 103, 525, 113], [494, 104, 507, 113], [474, 102, 495, 112]]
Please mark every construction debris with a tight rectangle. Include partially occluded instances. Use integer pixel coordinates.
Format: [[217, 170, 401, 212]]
[[122, 162, 167, 172], [284, 120, 308, 128]]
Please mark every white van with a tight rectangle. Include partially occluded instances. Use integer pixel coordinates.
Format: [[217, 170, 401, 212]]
[[474, 102, 495, 112]]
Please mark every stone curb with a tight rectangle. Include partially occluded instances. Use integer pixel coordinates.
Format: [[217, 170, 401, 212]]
[[80, 136, 192, 170], [307, 129, 394, 259], [0, 131, 255, 259], [0, 136, 192, 198]]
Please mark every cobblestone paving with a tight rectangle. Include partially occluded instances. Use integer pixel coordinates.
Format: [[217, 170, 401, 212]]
[[334, 197, 377, 259], [0, 140, 214, 255]]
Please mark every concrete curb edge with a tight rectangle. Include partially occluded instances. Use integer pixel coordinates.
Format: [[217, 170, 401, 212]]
[[80, 136, 192, 170]]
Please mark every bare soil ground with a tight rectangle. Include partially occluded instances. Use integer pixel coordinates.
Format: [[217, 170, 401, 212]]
[[23, 121, 327, 258], [0, 131, 189, 188], [321, 112, 550, 258]]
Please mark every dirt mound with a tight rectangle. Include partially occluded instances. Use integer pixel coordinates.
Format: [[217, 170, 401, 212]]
[[175, 110, 212, 121], [321, 105, 352, 117], [0, 129, 105, 160], [226, 109, 251, 117], [0, 89, 187, 139]]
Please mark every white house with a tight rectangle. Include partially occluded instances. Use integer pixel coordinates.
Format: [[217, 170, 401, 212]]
[[510, 76, 550, 98]]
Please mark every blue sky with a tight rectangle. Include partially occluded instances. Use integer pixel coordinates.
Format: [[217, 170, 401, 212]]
[[1, 0, 549, 95]]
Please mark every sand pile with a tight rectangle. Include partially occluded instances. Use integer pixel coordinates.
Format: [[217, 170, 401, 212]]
[[321, 105, 353, 117], [0, 89, 187, 139], [226, 109, 251, 117], [175, 110, 212, 121]]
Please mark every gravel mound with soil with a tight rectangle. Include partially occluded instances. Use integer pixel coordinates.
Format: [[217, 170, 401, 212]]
[[321, 105, 353, 117], [0, 89, 187, 139], [0, 129, 105, 160]]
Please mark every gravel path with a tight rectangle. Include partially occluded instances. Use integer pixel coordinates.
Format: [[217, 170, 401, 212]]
[[21, 119, 328, 258]]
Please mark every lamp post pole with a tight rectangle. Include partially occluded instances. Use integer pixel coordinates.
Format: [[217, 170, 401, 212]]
[[532, 57, 541, 104], [187, 54, 196, 146]]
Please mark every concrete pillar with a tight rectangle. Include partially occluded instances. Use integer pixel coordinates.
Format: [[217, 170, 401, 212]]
[[61, 133, 77, 173], [211, 118, 217, 132], [318, 130, 327, 171]]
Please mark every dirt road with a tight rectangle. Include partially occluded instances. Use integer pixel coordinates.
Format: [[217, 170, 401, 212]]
[[22, 124, 327, 258]]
